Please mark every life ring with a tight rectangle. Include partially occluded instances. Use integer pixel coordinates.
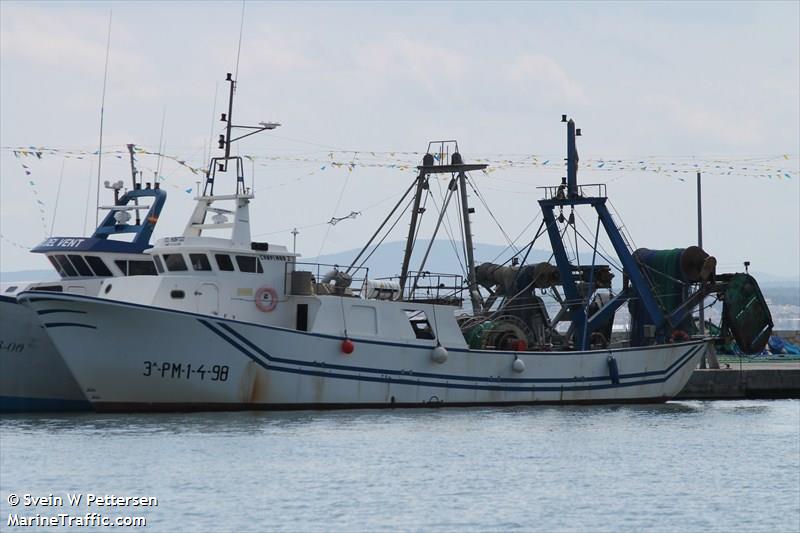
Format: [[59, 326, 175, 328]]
[[671, 329, 690, 342], [255, 286, 278, 312]]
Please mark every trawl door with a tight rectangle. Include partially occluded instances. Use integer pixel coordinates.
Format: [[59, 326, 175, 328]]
[[195, 283, 219, 315]]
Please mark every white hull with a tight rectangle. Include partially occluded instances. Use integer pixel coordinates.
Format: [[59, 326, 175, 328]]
[[0, 294, 88, 411], [21, 292, 706, 411]]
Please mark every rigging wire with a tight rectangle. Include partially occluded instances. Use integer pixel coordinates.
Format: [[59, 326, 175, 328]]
[[205, 83, 219, 165], [355, 195, 416, 273], [428, 179, 467, 277], [50, 159, 66, 236], [466, 175, 519, 254], [316, 153, 358, 257]]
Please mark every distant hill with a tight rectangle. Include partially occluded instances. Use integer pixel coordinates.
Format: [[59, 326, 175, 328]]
[[0, 269, 58, 283], [306, 240, 555, 280]]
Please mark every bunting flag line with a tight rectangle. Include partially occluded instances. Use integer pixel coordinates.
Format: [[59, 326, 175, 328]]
[[2, 146, 798, 184], [0, 233, 35, 250], [15, 160, 49, 237]]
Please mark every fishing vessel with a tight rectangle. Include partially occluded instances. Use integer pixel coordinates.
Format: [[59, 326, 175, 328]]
[[18, 75, 773, 411], [1, 146, 166, 411]]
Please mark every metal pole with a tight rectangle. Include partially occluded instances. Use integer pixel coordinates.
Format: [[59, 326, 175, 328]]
[[458, 170, 481, 314], [566, 119, 578, 198], [697, 171, 707, 368], [291, 228, 298, 254], [399, 167, 429, 296], [127, 144, 140, 224]]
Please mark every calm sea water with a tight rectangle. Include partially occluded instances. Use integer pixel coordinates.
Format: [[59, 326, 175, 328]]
[[1, 401, 798, 532]]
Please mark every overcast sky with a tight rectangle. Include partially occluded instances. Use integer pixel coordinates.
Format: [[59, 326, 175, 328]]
[[1, 1, 798, 278]]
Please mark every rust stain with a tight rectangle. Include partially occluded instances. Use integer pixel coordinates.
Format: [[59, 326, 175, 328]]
[[238, 360, 258, 403]]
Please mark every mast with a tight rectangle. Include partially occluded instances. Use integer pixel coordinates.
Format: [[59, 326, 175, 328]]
[[398, 154, 432, 295], [126, 144, 140, 224], [565, 115, 579, 198], [187, 72, 279, 244], [399, 146, 487, 302], [455, 152, 481, 314]]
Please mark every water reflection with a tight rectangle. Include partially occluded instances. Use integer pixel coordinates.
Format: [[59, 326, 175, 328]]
[[0, 400, 716, 437]]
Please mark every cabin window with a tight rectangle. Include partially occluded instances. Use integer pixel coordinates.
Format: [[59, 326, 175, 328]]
[[153, 255, 165, 274], [256, 259, 263, 274], [235, 255, 257, 273], [5, 286, 18, 293], [32, 285, 63, 292], [53, 255, 78, 277], [163, 254, 188, 272], [404, 310, 435, 340], [129, 261, 157, 276], [215, 254, 234, 271], [47, 256, 66, 277], [85, 256, 113, 277], [190, 253, 212, 271], [170, 289, 185, 299], [68, 255, 94, 277], [115, 260, 157, 276]]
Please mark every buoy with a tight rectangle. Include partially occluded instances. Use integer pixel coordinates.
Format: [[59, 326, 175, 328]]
[[431, 345, 448, 364], [512, 357, 526, 373], [341, 339, 355, 354]]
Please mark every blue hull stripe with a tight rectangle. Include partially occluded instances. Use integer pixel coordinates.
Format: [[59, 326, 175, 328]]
[[213, 320, 702, 385], [200, 320, 701, 393], [43, 322, 97, 330]]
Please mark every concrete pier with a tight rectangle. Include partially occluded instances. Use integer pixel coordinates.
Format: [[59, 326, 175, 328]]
[[677, 362, 800, 400]]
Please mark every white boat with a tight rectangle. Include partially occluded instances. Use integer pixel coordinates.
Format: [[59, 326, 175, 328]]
[[21, 76, 773, 412], [0, 147, 167, 412]]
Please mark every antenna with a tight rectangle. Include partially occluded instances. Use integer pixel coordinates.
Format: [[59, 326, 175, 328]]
[[94, 10, 113, 226], [234, 0, 246, 81], [155, 107, 167, 180], [127, 144, 141, 224]]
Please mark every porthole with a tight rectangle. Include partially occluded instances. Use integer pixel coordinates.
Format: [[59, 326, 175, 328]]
[[104, 284, 112, 294], [170, 290, 185, 299]]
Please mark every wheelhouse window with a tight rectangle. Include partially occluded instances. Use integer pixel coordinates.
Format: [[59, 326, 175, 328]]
[[190, 253, 212, 271], [235, 255, 259, 273], [47, 256, 66, 277], [115, 260, 157, 276], [68, 255, 94, 277], [153, 255, 165, 274], [85, 256, 112, 277], [53, 255, 78, 277], [215, 254, 234, 271], [163, 254, 188, 272], [5, 286, 18, 293]]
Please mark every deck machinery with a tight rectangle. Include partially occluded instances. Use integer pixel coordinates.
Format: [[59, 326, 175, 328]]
[[381, 118, 774, 354]]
